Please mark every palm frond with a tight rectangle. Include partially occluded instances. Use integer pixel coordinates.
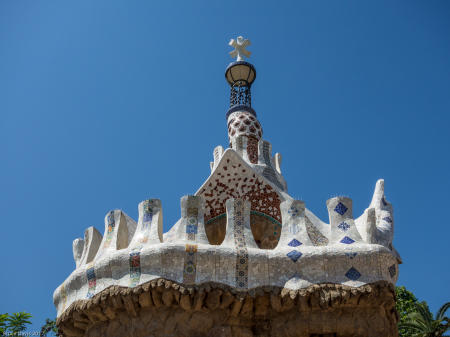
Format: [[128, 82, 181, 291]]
[[437, 302, 450, 320]]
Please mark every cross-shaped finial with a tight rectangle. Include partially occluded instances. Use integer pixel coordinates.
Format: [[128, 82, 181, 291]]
[[229, 36, 251, 62]]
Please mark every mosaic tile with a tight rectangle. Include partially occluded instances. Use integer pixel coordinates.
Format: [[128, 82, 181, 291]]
[[247, 135, 258, 164], [338, 222, 350, 231], [86, 266, 96, 298], [288, 239, 302, 247], [305, 218, 329, 246], [345, 267, 361, 281], [183, 244, 198, 284], [288, 206, 300, 217], [129, 251, 141, 287], [334, 202, 348, 215], [340, 236, 355, 244], [104, 211, 115, 248], [383, 216, 393, 224], [388, 264, 396, 278], [345, 252, 357, 259], [287, 250, 302, 262], [185, 207, 198, 241], [233, 200, 249, 289], [186, 224, 198, 234]]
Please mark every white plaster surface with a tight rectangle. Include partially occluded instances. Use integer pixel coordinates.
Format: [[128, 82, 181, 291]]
[[54, 120, 400, 318]]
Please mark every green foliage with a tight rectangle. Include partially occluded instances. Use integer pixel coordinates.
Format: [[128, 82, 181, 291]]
[[396, 287, 450, 337], [0, 313, 9, 335], [1, 312, 32, 336], [40, 318, 60, 337], [397, 285, 421, 336]]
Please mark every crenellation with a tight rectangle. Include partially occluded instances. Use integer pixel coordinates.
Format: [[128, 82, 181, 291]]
[[326, 196, 363, 244], [72, 238, 84, 268], [77, 226, 102, 267], [130, 199, 162, 247]]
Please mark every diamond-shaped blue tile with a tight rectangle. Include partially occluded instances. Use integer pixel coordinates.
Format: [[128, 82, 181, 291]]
[[287, 250, 302, 262], [345, 252, 357, 259], [338, 222, 350, 231], [383, 216, 393, 224], [334, 202, 348, 215], [389, 264, 396, 278], [345, 267, 361, 280], [340, 236, 355, 244], [288, 239, 302, 247]]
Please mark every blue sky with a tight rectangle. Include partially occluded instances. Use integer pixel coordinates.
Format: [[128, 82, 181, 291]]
[[1, 0, 449, 331]]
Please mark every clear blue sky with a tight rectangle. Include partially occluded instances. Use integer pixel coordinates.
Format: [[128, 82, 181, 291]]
[[1, 0, 449, 332]]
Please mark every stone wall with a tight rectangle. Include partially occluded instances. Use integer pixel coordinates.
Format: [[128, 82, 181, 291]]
[[57, 279, 398, 337]]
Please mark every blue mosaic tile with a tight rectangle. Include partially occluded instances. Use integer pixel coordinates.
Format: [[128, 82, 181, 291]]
[[143, 211, 153, 223], [334, 202, 348, 215], [338, 222, 350, 231], [389, 264, 396, 278], [345, 267, 361, 281], [340, 236, 355, 244], [287, 250, 302, 262], [87, 267, 96, 281], [345, 252, 357, 259], [186, 224, 198, 234], [288, 206, 300, 217], [288, 239, 302, 247], [383, 216, 392, 224]]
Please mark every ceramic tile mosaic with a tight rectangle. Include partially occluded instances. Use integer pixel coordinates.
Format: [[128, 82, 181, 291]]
[[338, 222, 350, 231], [104, 211, 115, 248], [54, 107, 400, 319], [233, 200, 249, 289], [334, 202, 348, 216], [287, 250, 302, 262], [247, 135, 259, 164], [139, 200, 154, 244], [86, 265, 96, 298], [383, 216, 393, 223], [288, 239, 302, 247], [340, 236, 355, 244], [305, 218, 329, 246], [129, 251, 141, 287], [182, 244, 198, 284], [345, 267, 361, 281], [186, 207, 198, 241]]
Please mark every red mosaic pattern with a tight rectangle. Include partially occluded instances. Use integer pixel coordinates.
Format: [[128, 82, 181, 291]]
[[247, 136, 259, 164], [198, 158, 281, 223], [227, 111, 262, 140]]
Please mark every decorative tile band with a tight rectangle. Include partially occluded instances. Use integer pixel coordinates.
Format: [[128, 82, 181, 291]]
[[129, 251, 141, 287], [140, 200, 154, 244], [186, 207, 199, 241], [86, 265, 96, 298], [247, 135, 258, 164], [183, 244, 198, 284], [104, 211, 115, 248], [233, 200, 249, 289]]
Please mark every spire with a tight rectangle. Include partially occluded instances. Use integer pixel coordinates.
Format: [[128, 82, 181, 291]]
[[225, 36, 262, 161]]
